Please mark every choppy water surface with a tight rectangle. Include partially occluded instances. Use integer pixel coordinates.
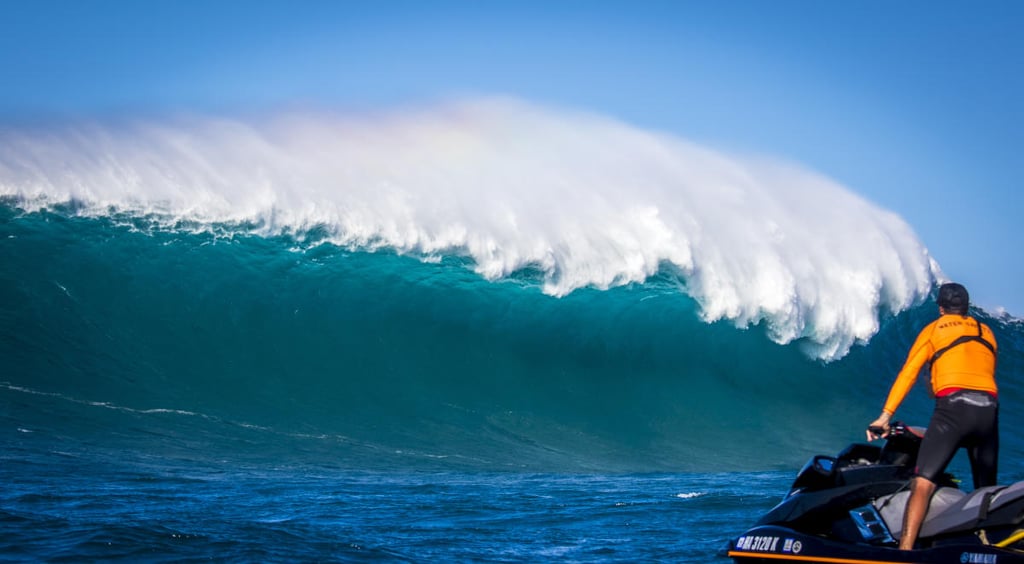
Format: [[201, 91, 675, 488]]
[[2, 445, 788, 562]]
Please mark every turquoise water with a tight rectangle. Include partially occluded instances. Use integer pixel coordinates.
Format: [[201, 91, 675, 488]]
[[2, 203, 1023, 561]]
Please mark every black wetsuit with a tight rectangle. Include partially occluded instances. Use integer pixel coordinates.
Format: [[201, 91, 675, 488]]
[[916, 390, 999, 488]]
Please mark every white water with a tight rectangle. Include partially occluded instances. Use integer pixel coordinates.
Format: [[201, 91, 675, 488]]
[[0, 97, 940, 360]]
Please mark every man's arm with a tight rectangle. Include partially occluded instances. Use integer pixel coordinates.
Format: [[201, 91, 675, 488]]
[[866, 323, 935, 441]]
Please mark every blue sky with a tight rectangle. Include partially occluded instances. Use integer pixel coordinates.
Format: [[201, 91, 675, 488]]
[[2, 0, 1021, 314]]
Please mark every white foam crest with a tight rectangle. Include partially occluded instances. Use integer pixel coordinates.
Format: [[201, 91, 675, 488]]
[[0, 98, 940, 360], [675, 492, 705, 499]]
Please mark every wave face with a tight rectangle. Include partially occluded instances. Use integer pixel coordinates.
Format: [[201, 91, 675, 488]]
[[3, 204, 1022, 473], [2, 100, 1020, 473]]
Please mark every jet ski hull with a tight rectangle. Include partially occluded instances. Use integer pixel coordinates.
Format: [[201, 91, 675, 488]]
[[729, 524, 1024, 563]]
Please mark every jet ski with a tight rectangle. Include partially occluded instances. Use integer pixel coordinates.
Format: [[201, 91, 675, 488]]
[[727, 422, 1024, 563]]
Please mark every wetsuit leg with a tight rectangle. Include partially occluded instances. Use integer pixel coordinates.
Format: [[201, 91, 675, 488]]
[[966, 402, 999, 488], [915, 399, 961, 483]]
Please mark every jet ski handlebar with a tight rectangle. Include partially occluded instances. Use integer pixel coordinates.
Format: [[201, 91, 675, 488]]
[[867, 420, 923, 440]]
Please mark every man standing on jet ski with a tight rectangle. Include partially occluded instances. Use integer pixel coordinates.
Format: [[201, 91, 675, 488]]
[[866, 282, 999, 550]]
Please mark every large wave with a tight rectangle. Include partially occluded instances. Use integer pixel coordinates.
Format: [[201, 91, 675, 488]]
[[2, 205, 1023, 473], [0, 98, 939, 360]]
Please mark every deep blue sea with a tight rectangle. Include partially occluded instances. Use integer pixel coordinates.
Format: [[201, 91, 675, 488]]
[[1, 105, 1023, 562]]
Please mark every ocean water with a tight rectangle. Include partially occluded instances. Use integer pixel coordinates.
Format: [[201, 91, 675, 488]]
[[2, 102, 1023, 562], [2, 448, 790, 562]]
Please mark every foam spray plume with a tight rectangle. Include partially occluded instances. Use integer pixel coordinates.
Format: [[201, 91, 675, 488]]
[[0, 98, 939, 360]]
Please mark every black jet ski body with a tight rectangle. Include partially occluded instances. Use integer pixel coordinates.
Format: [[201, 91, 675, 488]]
[[728, 422, 1024, 563]]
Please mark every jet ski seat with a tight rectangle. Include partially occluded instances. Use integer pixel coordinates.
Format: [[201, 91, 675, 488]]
[[874, 487, 965, 539], [875, 481, 1024, 539]]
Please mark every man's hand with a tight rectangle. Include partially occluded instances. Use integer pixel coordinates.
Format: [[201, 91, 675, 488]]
[[866, 412, 892, 441]]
